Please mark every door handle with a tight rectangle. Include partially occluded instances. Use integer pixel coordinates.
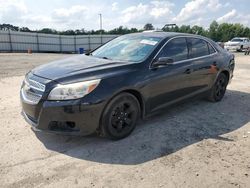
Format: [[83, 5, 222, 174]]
[[184, 69, 192, 74]]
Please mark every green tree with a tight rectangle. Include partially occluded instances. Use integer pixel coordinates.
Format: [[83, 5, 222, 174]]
[[75, 29, 87, 35], [0, 24, 19, 31], [60, 30, 76, 35], [143, 23, 154, 31], [19, 27, 31, 32], [179, 25, 192, 33], [209, 21, 219, 41], [2, 22, 250, 41], [191, 25, 206, 35], [38, 28, 58, 34], [243, 27, 250, 38]]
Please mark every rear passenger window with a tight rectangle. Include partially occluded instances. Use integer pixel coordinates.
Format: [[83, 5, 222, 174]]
[[158, 38, 188, 62], [188, 38, 209, 58], [208, 43, 216, 54]]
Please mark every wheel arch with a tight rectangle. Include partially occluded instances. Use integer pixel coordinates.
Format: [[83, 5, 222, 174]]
[[212, 69, 230, 88], [121, 89, 145, 118], [97, 89, 146, 134], [220, 70, 230, 82]]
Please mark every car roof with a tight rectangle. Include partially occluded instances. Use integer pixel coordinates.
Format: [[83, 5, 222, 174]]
[[127, 31, 225, 52], [127, 31, 200, 39], [232, 37, 249, 39]]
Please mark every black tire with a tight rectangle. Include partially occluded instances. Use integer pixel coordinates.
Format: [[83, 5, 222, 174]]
[[237, 45, 243, 52], [240, 45, 243, 52], [207, 73, 228, 102], [100, 93, 140, 140]]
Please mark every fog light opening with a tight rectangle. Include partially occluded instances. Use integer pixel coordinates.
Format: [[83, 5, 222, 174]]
[[49, 121, 78, 132], [66, 122, 76, 129]]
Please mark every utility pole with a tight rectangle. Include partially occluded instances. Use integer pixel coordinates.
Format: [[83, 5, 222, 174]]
[[99, 13, 103, 44], [99, 13, 103, 34]]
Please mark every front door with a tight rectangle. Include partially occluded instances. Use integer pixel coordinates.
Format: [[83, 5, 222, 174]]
[[143, 37, 197, 113]]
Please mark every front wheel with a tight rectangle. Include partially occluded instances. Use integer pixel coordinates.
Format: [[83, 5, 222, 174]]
[[100, 93, 140, 140], [237, 45, 243, 52], [207, 73, 228, 102]]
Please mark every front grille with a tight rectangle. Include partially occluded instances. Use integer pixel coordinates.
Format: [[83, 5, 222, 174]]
[[21, 89, 42, 104], [228, 44, 238, 46], [21, 77, 45, 104], [25, 78, 46, 92]]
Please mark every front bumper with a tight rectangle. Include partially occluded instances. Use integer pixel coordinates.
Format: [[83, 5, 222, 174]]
[[225, 46, 241, 51], [21, 95, 105, 136]]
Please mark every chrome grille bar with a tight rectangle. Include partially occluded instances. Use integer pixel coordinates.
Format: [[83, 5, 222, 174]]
[[21, 88, 42, 105], [25, 78, 46, 92], [21, 77, 45, 104]]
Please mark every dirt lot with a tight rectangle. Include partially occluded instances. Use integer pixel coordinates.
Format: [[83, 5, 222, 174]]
[[0, 53, 249, 188]]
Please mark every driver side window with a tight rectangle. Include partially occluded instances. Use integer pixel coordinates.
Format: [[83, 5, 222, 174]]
[[157, 37, 188, 62]]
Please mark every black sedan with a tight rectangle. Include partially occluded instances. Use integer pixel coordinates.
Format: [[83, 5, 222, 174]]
[[20, 32, 235, 140]]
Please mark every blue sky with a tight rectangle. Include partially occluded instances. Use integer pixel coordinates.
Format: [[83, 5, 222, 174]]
[[0, 0, 249, 30]]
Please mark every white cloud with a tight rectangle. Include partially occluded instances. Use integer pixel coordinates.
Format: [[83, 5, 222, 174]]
[[1, 0, 250, 31], [121, 3, 148, 24], [217, 9, 237, 23], [51, 5, 89, 27], [111, 2, 118, 11], [217, 9, 250, 26], [121, 1, 174, 27], [0, 0, 27, 13], [207, 0, 222, 10], [150, 1, 174, 18], [53, 5, 87, 18], [224, 2, 231, 7], [174, 0, 222, 23], [0, 0, 28, 23]]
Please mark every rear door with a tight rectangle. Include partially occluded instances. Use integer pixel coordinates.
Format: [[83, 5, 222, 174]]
[[186, 37, 218, 91]]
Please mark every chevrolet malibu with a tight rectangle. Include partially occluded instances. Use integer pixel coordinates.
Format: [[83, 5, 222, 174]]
[[20, 32, 235, 140]]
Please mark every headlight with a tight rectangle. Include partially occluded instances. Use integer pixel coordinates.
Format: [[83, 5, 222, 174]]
[[48, 79, 101, 100]]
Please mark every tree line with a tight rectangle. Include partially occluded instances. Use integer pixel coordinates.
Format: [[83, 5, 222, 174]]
[[1, 21, 250, 42]]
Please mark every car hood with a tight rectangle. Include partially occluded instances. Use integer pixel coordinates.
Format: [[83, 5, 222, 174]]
[[32, 55, 130, 81]]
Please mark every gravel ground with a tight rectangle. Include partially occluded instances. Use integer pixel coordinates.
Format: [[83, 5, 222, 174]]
[[0, 53, 249, 188], [0, 53, 73, 78]]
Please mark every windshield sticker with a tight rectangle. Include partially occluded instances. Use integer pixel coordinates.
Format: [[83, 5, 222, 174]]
[[140, 39, 158, 46]]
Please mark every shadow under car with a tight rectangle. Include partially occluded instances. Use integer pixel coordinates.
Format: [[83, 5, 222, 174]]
[[35, 89, 250, 165]]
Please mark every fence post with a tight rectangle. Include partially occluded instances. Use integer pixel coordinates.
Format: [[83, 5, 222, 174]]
[[74, 35, 77, 53], [88, 35, 91, 51], [59, 35, 62, 53], [36, 33, 40, 52], [8, 30, 13, 52]]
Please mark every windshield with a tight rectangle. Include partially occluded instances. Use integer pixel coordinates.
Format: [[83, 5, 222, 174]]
[[231, 38, 243, 42], [91, 35, 162, 62]]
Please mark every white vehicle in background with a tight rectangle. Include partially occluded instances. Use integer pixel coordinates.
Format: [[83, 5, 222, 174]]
[[224, 37, 250, 52]]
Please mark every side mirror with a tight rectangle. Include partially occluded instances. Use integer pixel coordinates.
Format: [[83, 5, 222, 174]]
[[153, 57, 174, 68]]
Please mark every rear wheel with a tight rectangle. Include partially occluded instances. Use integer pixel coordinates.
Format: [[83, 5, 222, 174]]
[[207, 73, 228, 102], [101, 93, 140, 140]]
